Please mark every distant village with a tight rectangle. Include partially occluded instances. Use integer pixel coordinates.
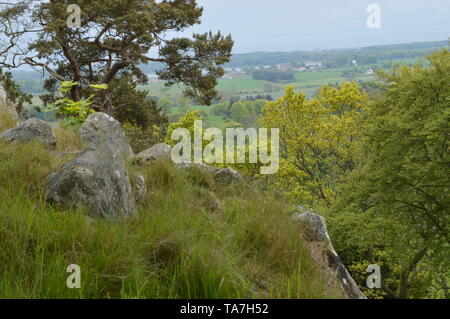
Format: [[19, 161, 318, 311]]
[[221, 61, 324, 79], [146, 59, 374, 82]]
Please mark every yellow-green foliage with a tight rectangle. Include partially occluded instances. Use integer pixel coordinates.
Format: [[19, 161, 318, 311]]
[[0, 130, 339, 298], [43, 81, 103, 126], [164, 109, 273, 177], [260, 82, 368, 207], [165, 109, 204, 147]]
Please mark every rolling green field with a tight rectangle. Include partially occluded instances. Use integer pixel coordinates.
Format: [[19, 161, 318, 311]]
[[143, 70, 375, 100], [139, 68, 379, 129], [216, 78, 268, 92]]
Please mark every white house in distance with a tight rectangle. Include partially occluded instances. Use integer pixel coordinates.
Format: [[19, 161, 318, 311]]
[[222, 68, 246, 79], [305, 61, 323, 70], [305, 61, 322, 67], [276, 63, 290, 71], [293, 66, 307, 72]]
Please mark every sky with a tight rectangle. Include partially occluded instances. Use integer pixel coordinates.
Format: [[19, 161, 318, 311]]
[[183, 0, 450, 53]]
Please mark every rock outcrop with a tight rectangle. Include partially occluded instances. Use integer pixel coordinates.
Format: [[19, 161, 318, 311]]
[[136, 143, 172, 164], [177, 162, 218, 174], [177, 162, 243, 184], [214, 167, 243, 184], [296, 210, 366, 299], [45, 111, 243, 217], [136, 143, 244, 184], [0, 117, 56, 149], [0, 85, 19, 122], [47, 113, 135, 218], [79, 112, 135, 161]]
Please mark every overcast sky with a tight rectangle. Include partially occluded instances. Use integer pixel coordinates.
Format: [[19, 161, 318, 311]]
[[184, 0, 450, 53]]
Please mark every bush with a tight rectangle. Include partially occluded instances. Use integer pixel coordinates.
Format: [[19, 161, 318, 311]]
[[122, 122, 165, 154]]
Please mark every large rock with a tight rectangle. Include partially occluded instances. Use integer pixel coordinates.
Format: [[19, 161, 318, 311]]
[[0, 85, 19, 122], [296, 211, 366, 299], [47, 150, 135, 217], [0, 117, 56, 149], [47, 112, 135, 217], [137, 142, 244, 184], [214, 167, 243, 184], [177, 162, 243, 184], [136, 143, 172, 164], [79, 112, 134, 161], [297, 209, 333, 245], [177, 162, 218, 174]]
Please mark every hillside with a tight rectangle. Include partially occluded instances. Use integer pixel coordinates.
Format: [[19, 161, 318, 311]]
[[137, 40, 448, 72], [0, 109, 355, 299]]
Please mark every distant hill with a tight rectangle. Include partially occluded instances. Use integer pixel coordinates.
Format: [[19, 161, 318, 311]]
[[139, 40, 448, 72], [226, 40, 448, 68]]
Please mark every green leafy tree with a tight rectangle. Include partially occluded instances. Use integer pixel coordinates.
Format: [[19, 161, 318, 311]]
[[211, 101, 231, 117], [159, 97, 172, 114], [260, 82, 368, 207], [176, 96, 191, 112], [230, 101, 250, 122], [332, 50, 450, 299], [110, 75, 168, 130], [0, 0, 233, 121]]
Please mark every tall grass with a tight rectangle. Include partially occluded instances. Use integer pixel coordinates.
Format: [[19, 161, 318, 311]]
[[53, 123, 85, 152], [0, 130, 341, 298], [0, 110, 16, 133]]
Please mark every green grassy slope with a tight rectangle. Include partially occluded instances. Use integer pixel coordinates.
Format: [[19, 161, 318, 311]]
[[0, 115, 340, 298]]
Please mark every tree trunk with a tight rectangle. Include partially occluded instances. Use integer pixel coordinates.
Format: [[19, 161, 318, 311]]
[[398, 247, 428, 299], [98, 90, 113, 115], [398, 270, 409, 299], [70, 85, 81, 102]]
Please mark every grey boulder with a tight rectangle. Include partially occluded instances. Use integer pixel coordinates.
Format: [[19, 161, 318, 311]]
[[0, 117, 56, 149], [177, 162, 243, 184], [136, 143, 172, 164], [47, 112, 135, 217], [47, 150, 135, 217], [297, 211, 366, 299], [297, 209, 333, 245], [214, 167, 243, 184], [79, 112, 134, 161]]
